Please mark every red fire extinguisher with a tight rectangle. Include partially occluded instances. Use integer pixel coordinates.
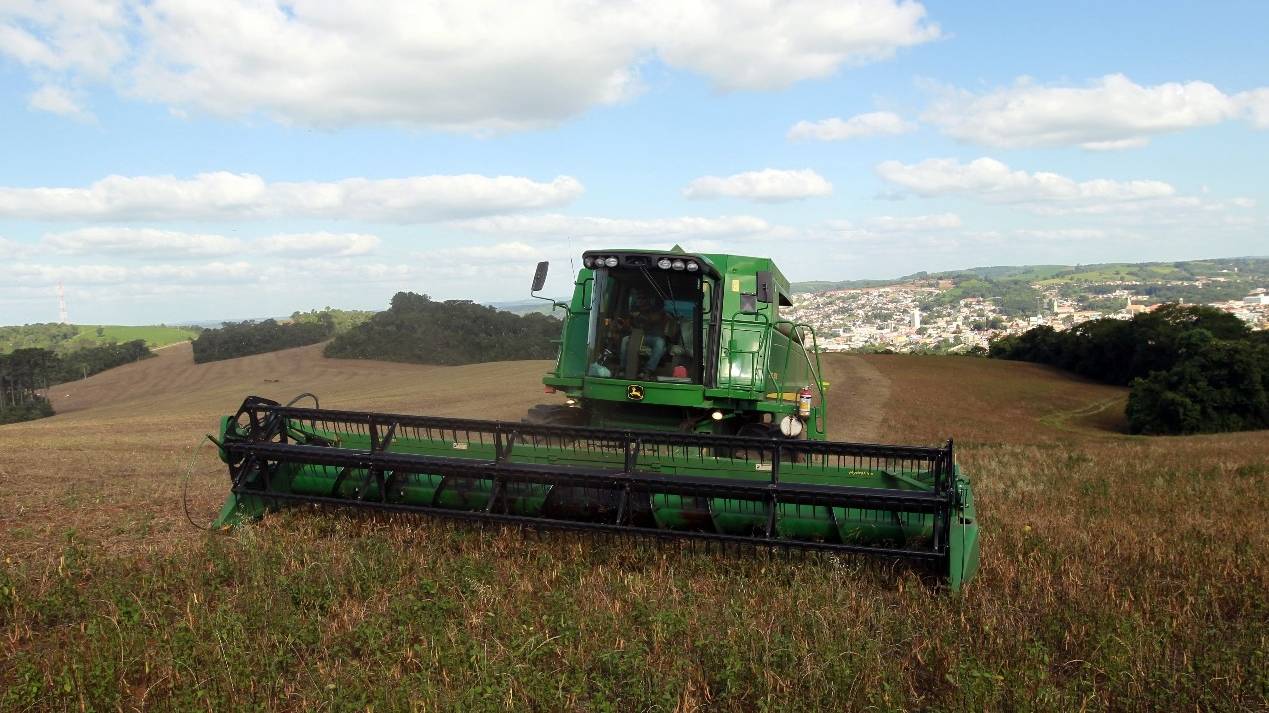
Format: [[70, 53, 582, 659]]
[[797, 385, 813, 418]]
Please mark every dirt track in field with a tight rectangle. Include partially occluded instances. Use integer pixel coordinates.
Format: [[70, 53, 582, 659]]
[[821, 356, 891, 442]]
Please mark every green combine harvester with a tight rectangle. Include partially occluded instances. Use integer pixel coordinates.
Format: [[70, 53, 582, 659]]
[[210, 248, 980, 589]]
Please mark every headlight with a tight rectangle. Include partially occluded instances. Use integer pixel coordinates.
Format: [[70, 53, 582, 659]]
[[657, 257, 673, 269], [604, 256, 619, 268], [779, 415, 804, 437], [685, 261, 699, 272], [671, 259, 685, 271], [583, 256, 593, 268]]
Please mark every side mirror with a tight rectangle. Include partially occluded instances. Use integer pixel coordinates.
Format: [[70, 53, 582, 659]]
[[755, 271, 773, 303], [531, 261, 549, 293]]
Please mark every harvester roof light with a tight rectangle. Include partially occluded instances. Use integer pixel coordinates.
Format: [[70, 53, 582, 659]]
[[657, 257, 673, 269], [604, 256, 619, 268], [671, 259, 685, 271], [710, 410, 724, 420], [582, 256, 593, 268], [686, 260, 699, 272]]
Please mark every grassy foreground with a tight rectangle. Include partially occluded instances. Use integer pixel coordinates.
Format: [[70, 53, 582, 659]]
[[0, 347, 1265, 711]]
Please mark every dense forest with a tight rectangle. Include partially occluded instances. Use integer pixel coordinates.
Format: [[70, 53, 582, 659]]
[[989, 304, 1268, 435], [288, 308, 376, 333], [325, 292, 560, 365], [0, 340, 153, 424], [191, 318, 335, 364]]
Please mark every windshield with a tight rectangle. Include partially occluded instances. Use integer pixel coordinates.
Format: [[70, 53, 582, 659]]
[[586, 268, 707, 382]]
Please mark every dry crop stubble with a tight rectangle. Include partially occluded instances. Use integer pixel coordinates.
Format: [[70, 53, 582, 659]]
[[0, 345, 1265, 710]]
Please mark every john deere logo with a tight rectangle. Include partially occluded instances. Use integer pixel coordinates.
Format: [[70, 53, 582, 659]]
[[626, 384, 645, 401]]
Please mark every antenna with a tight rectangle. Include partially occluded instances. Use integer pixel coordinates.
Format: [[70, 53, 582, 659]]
[[57, 281, 69, 324]]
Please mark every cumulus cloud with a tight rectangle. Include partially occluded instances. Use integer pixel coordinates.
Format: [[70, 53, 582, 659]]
[[453, 213, 790, 240], [9, 261, 257, 287], [925, 74, 1269, 149], [1241, 89, 1269, 129], [28, 84, 93, 120], [406, 241, 551, 281], [788, 111, 915, 141], [875, 157, 1181, 213], [865, 213, 962, 231], [652, 0, 939, 92], [41, 227, 383, 259], [0, 237, 33, 259], [683, 169, 832, 202], [7, 259, 427, 294], [258, 259, 417, 285], [3, 1, 938, 131], [1012, 228, 1116, 241], [255, 233, 380, 257], [43, 227, 243, 258], [0, 172, 583, 222], [0, 1, 128, 77]]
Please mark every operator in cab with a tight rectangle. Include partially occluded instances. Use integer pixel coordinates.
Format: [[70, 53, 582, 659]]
[[619, 290, 669, 379]]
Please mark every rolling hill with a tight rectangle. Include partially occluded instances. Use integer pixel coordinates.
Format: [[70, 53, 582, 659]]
[[0, 345, 1264, 710], [0, 323, 198, 354], [791, 255, 1269, 294]]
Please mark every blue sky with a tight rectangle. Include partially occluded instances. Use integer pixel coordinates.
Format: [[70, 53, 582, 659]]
[[1, 1, 1266, 324]]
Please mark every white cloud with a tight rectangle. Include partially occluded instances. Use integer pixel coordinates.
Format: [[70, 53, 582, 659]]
[[788, 111, 915, 141], [865, 213, 962, 231], [0, 172, 583, 222], [28, 84, 93, 121], [1012, 228, 1117, 241], [683, 169, 832, 202], [9, 261, 257, 287], [259, 259, 417, 285], [405, 241, 549, 282], [41, 227, 384, 259], [256, 233, 380, 257], [925, 74, 1268, 149], [452, 213, 790, 240], [1240, 89, 1269, 129], [0, 1, 129, 77], [434, 241, 541, 261], [3, 1, 938, 131], [653, 0, 939, 92], [0, 237, 33, 259], [875, 157, 1179, 213], [43, 227, 243, 258]]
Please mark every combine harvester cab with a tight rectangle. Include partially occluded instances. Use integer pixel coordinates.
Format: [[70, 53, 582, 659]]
[[210, 248, 980, 590]]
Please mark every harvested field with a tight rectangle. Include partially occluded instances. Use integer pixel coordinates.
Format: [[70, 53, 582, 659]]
[[0, 345, 1265, 711]]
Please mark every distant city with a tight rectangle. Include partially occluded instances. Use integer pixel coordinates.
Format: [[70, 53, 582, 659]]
[[787, 258, 1269, 353]]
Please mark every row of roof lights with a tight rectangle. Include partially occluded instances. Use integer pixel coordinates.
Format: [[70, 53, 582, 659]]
[[583, 255, 699, 272]]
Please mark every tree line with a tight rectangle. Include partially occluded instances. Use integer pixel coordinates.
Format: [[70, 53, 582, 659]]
[[191, 318, 335, 364], [324, 292, 560, 365], [989, 304, 1268, 434], [0, 340, 152, 424]]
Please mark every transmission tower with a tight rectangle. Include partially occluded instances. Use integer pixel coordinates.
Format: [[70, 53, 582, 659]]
[[57, 281, 69, 324]]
